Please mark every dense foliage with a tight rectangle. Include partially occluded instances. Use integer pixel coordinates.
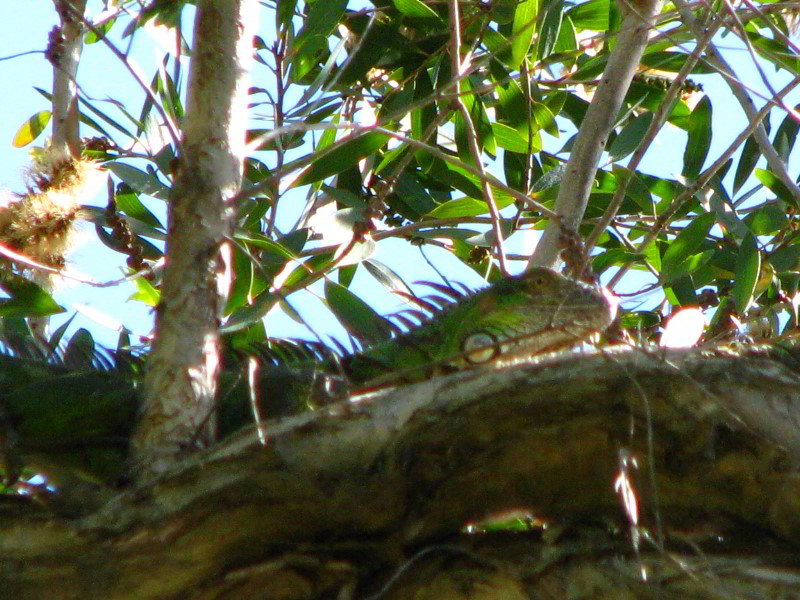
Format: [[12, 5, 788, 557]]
[[5, 0, 800, 389]]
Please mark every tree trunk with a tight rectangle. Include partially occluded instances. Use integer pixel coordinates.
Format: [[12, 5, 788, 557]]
[[133, 0, 259, 477]]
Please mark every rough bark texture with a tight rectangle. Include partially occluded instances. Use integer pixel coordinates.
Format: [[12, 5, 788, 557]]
[[2, 346, 800, 598], [133, 0, 258, 476]]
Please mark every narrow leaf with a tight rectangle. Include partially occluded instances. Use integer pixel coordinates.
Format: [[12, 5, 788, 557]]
[[510, 0, 538, 70], [393, 0, 439, 19], [683, 96, 712, 178], [0, 272, 63, 318], [661, 212, 715, 281], [608, 113, 653, 160], [12, 111, 51, 147], [324, 280, 392, 345], [754, 168, 800, 209], [292, 133, 390, 187], [732, 134, 761, 196], [363, 259, 414, 296], [734, 233, 761, 314]]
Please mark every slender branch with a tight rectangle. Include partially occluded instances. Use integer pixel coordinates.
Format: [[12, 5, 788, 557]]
[[529, 0, 664, 269], [61, 2, 182, 150], [447, 0, 508, 274], [235, 122, 558, 218], [50, 0, 87, 160]]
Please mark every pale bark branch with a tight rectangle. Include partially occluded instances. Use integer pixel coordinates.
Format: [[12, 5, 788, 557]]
[[529, 0, 664, 269], [133, 0, 259, 477]]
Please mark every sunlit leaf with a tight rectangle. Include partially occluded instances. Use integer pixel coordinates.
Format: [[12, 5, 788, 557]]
[[510, 0, 538, 70], [660, 308, 705, 348], [566, 0, 608, 31], [12, 111, 51, 147], [292, 133, 390, 187], [754, 168, 800, 209], [0, 272, 63, 318], [130, 277, 161, 307], [393, 0, 439, 19]]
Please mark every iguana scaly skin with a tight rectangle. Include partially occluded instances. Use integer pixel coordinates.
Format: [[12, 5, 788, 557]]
[[342, 267, 616, 386], [0, 268, 615, 485]]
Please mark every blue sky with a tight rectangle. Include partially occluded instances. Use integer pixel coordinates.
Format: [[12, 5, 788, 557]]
[[0, 2, 798, 349]]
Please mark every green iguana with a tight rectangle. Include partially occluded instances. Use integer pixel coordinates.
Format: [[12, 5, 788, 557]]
[[0, 268, 615, 487]]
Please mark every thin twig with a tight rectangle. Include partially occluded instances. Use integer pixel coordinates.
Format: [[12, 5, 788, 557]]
[[446, 0, 507, 273]]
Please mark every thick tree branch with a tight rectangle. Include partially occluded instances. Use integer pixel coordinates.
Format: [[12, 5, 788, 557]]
[[133, 0, 259, 477], [1, 346, 800, 597]]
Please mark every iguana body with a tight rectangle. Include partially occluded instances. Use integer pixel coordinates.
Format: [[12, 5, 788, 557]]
[[0, 268, 615, 485], [343, 267, 615, 386]]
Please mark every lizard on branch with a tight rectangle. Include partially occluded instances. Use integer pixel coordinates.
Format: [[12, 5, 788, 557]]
[[0, 268, 616, 487]]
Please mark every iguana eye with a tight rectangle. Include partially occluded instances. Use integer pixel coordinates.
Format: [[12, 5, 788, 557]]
[[462, 331, 500, 364]]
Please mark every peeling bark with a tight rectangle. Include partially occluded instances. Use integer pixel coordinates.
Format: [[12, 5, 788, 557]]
[[3, 347, 800, 598], [133, 0, 259, 477]]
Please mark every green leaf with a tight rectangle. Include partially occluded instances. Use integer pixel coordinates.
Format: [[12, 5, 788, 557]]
[[744, 203, 788, 236], [682, 96, 712, 178], [12, 111, 51, 147], [734, 233, 761, 314], [363, 259, 413, 296], [455, 78, 495, 161], [566, 0, 608, 31], [411, 70, 437, 170], [754, 168, 800, 209], [532, 101, 559, 137], [393, 0, 439, 19], [640, 51, 715, 74], [538, 0, 563, 60], [510, 0, 538, 70], [297, 0, 348, 44], [492, 122, 541, 153], [773, 105, 799, 161], [426, 197, 497, 218], [0, 272, 63, 318], [130, 277, 160, 307], [115, 185, 164, 229], [661, 212, 716, 282], [608, 113, 653, 160], [770, 243, 800, 271], [292, 133, 390, 187], [324, 280, 391, 345], [732, 134, 761, 196], [63, 329, 95, 368], [106, 162, 170, 199], [662, 249, 715, 282]]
